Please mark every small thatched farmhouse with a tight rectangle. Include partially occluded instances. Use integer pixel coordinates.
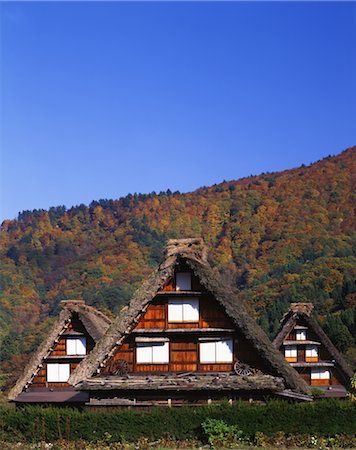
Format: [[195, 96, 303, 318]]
[[273, 303, 354, 397], [8, 300, 111, 405], [69, 238, 310, 406]]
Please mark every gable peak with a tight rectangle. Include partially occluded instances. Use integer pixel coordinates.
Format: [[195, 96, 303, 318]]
[[60, 299, 86, 310], [165, 238, 208, 264], [290, 303, 314, 317]]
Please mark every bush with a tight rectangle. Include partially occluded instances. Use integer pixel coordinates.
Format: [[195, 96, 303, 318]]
[[0, 399, 355, 444], [201, 418, 243, 448], [310, 387, 325, 397]]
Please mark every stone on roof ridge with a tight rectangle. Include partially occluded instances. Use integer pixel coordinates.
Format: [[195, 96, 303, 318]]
[[290, 303, 314, 316], [166, 237, 208, 262]]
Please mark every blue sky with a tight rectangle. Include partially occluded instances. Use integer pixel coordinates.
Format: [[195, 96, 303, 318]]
[[1, 1, 356, 220]]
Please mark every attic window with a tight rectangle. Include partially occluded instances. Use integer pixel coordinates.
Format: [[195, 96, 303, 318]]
[[296, 330, 306, 341], [66, 337, 86, 355], [136, 342, 169, 364], [168, 298, 199, 322], [199, 338, 233, 363], [47, 363, 70, 382], [176, 272, 192, 290]]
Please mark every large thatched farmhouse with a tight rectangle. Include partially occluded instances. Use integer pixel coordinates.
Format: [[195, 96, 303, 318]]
[[8, 300, 111, 405], [273, 303, 353, 397], [68, 238, 310, 406]]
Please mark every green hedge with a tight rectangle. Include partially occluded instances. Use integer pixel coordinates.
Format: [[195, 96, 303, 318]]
[[1, 400, 355, 443]]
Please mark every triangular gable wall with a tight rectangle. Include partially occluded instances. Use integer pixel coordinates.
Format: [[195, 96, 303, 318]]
[[101, 266, 268, 376]]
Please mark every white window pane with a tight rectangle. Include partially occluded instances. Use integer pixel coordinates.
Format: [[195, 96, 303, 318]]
[[296, 330, 306, 340], [152, 342, 169, 363], [176, 272, 191, 290], [76, 337, 86, 355], [183, 298, 199, 321], [306, 346, 318, 357], [47, 363, 59, 382], [285, 346, 297, 357], [320, 370, 330, 380], [47, 363, 70, 382], [311, 369, 329, 380], [58, 364, 70, 382], [137, 344, 153, 363], [216, 339, 233, 362], [311, 369, 328, 380], [200, 341, 216, 363], [67, 337, 87, 355], [168, 301, 183, 322], [66, 339, 76, 355]]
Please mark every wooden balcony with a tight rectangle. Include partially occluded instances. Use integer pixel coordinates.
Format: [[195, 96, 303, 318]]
[[282, 340, 321, 346], [290, 361, 334, 368], [45, 355, 86, 361], [132, 328, 235, 334]]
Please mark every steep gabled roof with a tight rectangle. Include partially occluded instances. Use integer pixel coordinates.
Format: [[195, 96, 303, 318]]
[[273, 303, 354, 386], [8, 300, 111, 401], [70, 238, 309, 394]]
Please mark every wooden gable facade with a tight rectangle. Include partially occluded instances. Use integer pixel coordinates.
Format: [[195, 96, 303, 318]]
[[29, 311, 96, 390], [274, 303, 354, 397], [102, 262, 268, 377], [8, 300, 111, 405], [71, 239, 310, 406]]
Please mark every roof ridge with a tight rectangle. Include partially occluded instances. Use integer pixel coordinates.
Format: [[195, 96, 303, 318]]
[[165, 237, 208, 263], [60, 300, 111, 324], [290, 303, 314, 316]]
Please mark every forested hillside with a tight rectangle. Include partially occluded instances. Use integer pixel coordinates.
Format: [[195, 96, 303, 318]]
[[1, 147, 355, 389]]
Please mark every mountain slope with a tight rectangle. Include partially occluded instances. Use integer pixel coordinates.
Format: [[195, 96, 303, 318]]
[[1, 146, 355, 389]]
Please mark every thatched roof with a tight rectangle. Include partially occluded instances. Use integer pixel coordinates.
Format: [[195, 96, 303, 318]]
[[70, 238, 309, 395], [60, 299, 111, 342], [8, 300, 111, 401], [273, 302, 354, 386]]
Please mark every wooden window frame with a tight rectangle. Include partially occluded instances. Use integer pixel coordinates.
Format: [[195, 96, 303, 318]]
[[46, 363, 70, 382], [305, 345, 318, 362], [175, 272, 192, 291], [311, 369, 330, 380], [285, 345, 297, 362], [296, 330, 307, 341], [136, 341, 169, 364], [168, 298, 199, 323], [66, 337, 87, 355], [199, 338, 233, 364]]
